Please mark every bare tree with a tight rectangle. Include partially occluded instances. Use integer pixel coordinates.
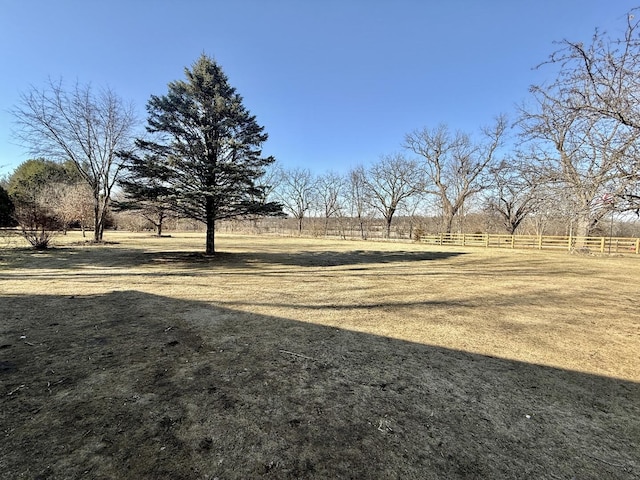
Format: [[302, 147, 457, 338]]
[[537, 10, 640, 212], [405, 117, 507, 233], [397, 193, 428, 240], [255, 162, 281, 206], [347, 165, 371, 239], [275, 167, 316, 234], [546, 11, 640, 130], [41, 182, 93, 235], [315, 171, 346, 236], [519, 85, 638, 236], [63, 183, 94, 236], [246, 161, 283, 232], [484, 156, 542, 234], [364, 154, 424, 239], [11, 79, 137, 241]]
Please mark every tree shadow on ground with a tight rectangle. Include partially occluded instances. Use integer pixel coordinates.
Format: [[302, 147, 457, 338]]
[[151, 249, 467, 268], [0, 246, 466, 273], [1, 291, 638, 479]]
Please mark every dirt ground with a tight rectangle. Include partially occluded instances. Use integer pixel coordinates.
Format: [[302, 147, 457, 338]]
[[0, 232, 639, 479]]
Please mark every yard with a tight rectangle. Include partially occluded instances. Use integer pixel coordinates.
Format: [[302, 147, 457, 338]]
[[1, 232, 638, 479]]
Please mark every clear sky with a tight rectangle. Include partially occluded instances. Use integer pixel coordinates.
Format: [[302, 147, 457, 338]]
[[0, 0, 636, 177]]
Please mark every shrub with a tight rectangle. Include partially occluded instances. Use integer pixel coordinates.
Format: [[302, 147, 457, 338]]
[[13, 199, 61, 249]]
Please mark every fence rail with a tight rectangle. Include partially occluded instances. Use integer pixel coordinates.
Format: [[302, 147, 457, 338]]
[[419, 233, 640, 254]]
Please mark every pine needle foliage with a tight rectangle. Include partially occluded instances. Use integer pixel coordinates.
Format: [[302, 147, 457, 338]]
[[127, 54, 282, 254]]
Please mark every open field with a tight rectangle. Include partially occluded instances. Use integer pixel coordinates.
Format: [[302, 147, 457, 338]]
[[1, 231, 639, 479]]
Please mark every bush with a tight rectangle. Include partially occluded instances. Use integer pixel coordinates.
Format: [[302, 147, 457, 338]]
[[13, 201, 61, 249], [413, 227, 426, 241]]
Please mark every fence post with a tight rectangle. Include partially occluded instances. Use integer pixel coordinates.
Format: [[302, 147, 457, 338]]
[[538, 235, 542, 250], [510, 235, 515, 249], [568, 234, 573, 252], [462, 234, 466, 246], [485, 233, 489, 248], [600, 237, 605, 253]]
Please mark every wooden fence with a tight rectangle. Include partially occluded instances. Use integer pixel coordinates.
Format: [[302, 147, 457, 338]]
[[419, 233, 640, 254]]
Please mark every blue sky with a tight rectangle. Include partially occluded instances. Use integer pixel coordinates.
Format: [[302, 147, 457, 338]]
[[0, 0, 636, 177]]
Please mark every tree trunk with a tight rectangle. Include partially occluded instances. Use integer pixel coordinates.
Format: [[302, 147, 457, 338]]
[[441, 200, 455, 234], [357, 215, 366, 239], [206, 198, 216, 255], [574, 215, 593, 238], [93, 197, 101, 242], [206, 223, 215, 254], [385, 206, 396, 239], [385, 217, 392, 239], [156, 211, 165, 237], [443, 214, 454, 234]]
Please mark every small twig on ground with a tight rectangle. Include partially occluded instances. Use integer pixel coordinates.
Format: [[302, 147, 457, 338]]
[[279, 349, 315, 361], [585, 453, 628, 470], [7, 385, 25, 396], [24, 341, 35, 346]]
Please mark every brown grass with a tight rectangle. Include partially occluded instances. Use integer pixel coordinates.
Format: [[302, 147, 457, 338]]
[[1, 231, 639, 479]]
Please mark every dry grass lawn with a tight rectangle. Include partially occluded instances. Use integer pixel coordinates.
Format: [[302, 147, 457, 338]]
[[1, 231, 639, 479]]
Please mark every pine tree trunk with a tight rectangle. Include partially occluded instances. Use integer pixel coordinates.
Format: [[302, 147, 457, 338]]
[[206, 198, 216, 255], [156, 211, 165, 237], [206, 223, 215, 254]]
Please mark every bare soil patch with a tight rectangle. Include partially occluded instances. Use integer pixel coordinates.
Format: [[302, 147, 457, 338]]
[[1, 232, 639, 479]]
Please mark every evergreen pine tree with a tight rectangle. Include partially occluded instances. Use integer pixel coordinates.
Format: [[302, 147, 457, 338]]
[[0, 185, 15, 227], [129, 54, 282, 254]]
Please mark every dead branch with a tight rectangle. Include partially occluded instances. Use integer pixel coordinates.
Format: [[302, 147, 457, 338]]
[[279, 349, 315, 361], [7, 384, 25, 396]]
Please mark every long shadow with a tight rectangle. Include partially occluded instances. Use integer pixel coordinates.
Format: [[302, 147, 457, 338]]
[[1, 291, 638, 479], [225, 249, 467, 268], [0, 245, 465, 273]]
